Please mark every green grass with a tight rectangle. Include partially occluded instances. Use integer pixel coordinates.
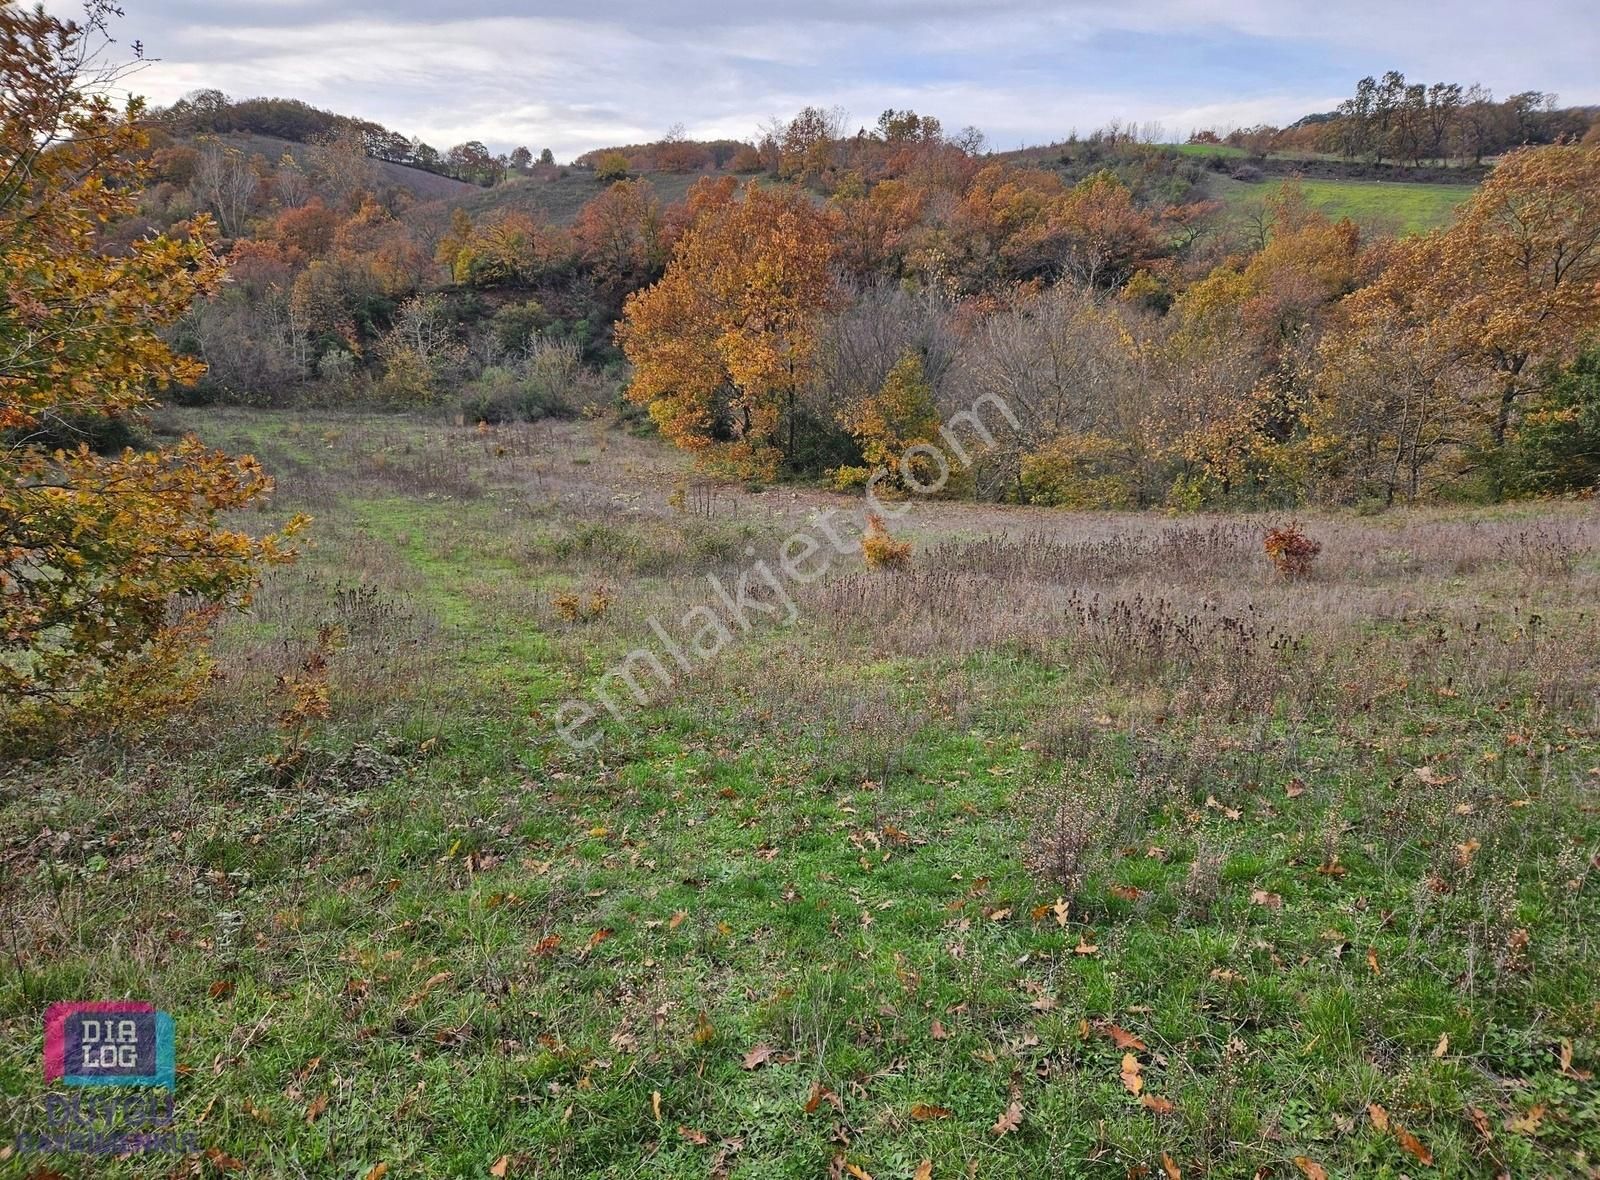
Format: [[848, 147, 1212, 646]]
[[2, 410, 1597, 1178], [1211, 175, 1476, 235], [1171, 143, 1248, 159]]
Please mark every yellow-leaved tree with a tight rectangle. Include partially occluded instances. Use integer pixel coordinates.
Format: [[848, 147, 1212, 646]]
[[1329, 145, 1600, 495], [1, 2, 304, 748], [617, 181, 838, 480]]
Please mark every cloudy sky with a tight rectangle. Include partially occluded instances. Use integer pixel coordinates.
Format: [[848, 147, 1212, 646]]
[[60, 1, 1600, 160]]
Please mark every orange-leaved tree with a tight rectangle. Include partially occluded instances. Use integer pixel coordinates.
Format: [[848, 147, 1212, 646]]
[[617, 181, 839, 480], [1, 2, 305, 747], [1347, 145, 1600, 456]]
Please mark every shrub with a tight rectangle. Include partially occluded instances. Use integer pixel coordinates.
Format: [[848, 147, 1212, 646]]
[[1264, 521, 1321, 577], [862, 512, 912, 568], [828, 464, 871, 492]]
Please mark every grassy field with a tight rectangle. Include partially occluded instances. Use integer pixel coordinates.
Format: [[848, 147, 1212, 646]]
[[1209, 175, 1477, 235], [3, 410, 1599, 1178]]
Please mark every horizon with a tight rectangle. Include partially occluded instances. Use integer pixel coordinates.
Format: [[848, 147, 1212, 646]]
[[49, 0, 1600, 162]]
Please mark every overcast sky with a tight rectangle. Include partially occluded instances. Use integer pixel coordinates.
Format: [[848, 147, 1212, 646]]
[[58, 1, 1600, 160]]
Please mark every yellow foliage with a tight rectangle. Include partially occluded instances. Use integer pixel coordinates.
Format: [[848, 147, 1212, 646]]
[[1, 5, 304, 749]]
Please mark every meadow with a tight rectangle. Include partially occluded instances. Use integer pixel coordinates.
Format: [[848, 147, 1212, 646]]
[[3, 409, 1597, 1178], [1210, 175, 1477, 235]]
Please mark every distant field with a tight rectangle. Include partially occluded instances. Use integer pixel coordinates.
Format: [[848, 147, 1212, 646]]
[[1210, 174, 1476, 234], [1171, 142, 1247, 158]]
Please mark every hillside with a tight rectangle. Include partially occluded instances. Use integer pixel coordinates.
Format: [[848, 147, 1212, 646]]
[[213, 132, 478, 204], [427, 167, 714, 226]]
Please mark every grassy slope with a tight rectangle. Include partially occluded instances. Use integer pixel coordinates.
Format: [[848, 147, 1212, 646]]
[[2, 411, 1598, 1179], [1206, 173, 1477, 235], [214, 133, 479, 204], [440, 171, 712, 226]]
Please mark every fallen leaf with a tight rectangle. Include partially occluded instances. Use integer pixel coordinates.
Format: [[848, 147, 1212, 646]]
[[845, 1164, 873, 1180], [1394, 1124, 1433, 1166], [1560, 1039, 1593, 1080], [668, 910, 687, 930], [1140, 1094, 1176, 1115], [1506, 1103, 1545, 1135], [1366, 947, 1381, 975], [651, 1090, 661, 1121], [929, 1018, 949, 1040], [742, 1044, 774, 1070], [1160, 1153, 1182, 1179], [208, 979, 234, 1000], [677, 1126, 710, 1146], [1250, 890, 1282, 909], [1285, 779, 1307, 798], [692, 1011, 716, 1045], [1367, 1103, 1389, 1132], [913, 1162, 932, 1180], [1467, 1106, 1492, 1140], [1120, 1053, 1144, 1096], [305, 1094, 328, 1124], [1292, 1158, 1327, 1180], [1108, 884, 1143, 902], [203, 1148, 244, 1172], [489, 1155, 509, 1177], [363, 1165, 389, 1180], [991, 1101, 1023, 1136], [911, 1103, 952, 1121], [1412, 765, 1455, 786], [1433, 1032, 1449, 1058], [1075, 936, 1100, 955], [1105, 1024, 1148, 1052]]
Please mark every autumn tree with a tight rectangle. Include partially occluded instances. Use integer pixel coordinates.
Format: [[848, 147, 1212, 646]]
[[1, 2, 303, 747], [573, 178, 670, 298], [1342, 145, 1600, 482], [839, 349, 944, 487], [618, 182, 839, 479]]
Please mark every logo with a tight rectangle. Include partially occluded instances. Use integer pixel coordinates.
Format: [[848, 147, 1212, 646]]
[[44, 1001, 175, 1090]]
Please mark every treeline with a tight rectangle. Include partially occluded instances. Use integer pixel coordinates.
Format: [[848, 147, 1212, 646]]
[[150, 90, 557, 187], [1192, 72, 1600, 165]]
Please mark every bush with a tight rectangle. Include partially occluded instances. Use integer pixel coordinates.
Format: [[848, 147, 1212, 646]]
[[1264, 521, 1322, 577], [862, 512, 912, 568], [1019, 433, 1135, 509], [828, 464, 871, 492]]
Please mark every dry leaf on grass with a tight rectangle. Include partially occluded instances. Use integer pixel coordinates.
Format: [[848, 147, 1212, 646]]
[[991, 1101, 1023, 1135], [741, 1044, 774, 1070], [1120, 1053, 1144, 1095]]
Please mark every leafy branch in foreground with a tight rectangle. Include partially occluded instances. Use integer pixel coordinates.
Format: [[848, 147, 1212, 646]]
[[1, 0, 304, 748]]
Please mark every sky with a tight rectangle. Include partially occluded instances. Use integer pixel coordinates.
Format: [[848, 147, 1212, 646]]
[[54, 0, 1600, 161]]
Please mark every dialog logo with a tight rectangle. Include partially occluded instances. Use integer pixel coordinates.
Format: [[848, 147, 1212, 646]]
[[44, 1001, 175, 1090]]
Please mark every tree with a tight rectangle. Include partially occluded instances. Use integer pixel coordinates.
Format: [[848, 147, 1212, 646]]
[[1350, 146, 1600, 461], [539, 147, 555, 166], [840, 349, 943, 486], [617, 182, 839, 478], [594, 150, 630, 183], [573, 178, 669, 297], [1, 2, 303, 747], [194, 138, 259, 236], [509, 146, 533, 173]]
